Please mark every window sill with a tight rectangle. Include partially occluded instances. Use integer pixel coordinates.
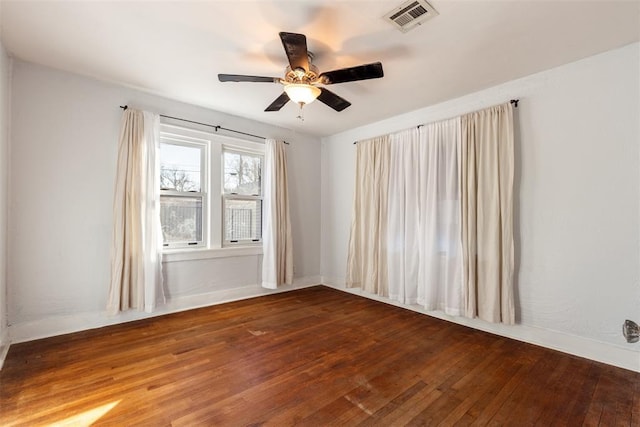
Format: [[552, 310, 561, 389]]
[[162, 246, 263, 263]]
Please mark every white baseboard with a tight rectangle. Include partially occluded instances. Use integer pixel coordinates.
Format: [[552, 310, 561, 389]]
[[0, 328, 9, 370], [321, 277, 640, 373], [8, 276, 321, 345]]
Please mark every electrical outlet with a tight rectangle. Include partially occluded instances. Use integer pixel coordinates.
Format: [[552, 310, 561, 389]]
[[623, 320, 639, 343]]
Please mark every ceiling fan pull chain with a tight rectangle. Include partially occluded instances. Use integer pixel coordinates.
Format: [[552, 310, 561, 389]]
[[296, 102, 305, 122]]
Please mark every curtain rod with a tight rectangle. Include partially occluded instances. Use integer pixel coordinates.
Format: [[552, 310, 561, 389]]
[[119, 105, 289, 144], [353, 99, 520, 145]]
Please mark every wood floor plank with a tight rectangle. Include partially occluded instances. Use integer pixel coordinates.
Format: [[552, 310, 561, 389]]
[[439, 344, 524, 425], [1, 286, 637, 426]]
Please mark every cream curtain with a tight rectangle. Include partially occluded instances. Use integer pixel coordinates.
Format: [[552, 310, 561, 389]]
[[461, 103, 515, 324], [262, 139, 293, 289], [385, 119, 463, 315], [107, 109, 164, 314], [346, 102, 515, 324], [417, 118, 464, 315], [387, 129, 420, 303], [346, 135, 390, 296]]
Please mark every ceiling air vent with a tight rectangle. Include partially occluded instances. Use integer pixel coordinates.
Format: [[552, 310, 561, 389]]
[[383, 0, 438, 33]]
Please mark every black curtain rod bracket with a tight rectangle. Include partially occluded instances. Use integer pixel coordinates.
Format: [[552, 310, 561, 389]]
[[119, 105, 288, 144]]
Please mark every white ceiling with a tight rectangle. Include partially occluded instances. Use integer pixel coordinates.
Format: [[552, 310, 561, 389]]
[[1, 1, 639, 137]]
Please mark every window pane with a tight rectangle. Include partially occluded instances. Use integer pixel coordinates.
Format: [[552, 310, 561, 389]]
[[223, 151, 262, 195], [224, 198, 262, 242], [240, 155, 261, 195], [223, 152, 240, 194], [161, 195, 203, 243], [160, 143, 202, 192]]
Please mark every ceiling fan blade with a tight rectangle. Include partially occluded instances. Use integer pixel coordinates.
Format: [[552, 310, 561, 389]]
[[279, 32, 309, 72], [265, 92, 291, 112], [317, 88, 351, 112], [218, 74, 280, 83], [319, 62, 384, 85]]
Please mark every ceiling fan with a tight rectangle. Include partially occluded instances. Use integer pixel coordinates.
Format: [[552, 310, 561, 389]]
[[218, 32, 384, 113]]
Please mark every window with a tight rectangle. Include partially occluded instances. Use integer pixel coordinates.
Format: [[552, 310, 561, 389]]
[[159, 136, 207, 248], [223, 150, 263, 245], [158, 123, 264, 252]]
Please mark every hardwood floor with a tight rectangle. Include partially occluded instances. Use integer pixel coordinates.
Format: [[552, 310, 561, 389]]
[[1, 286, 638, 426]]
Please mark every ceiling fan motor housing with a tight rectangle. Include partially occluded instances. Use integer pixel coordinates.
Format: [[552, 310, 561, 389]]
[[285, 63, 319, 84]]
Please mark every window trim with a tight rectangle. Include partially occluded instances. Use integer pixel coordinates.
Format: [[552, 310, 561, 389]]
[[163, 246, 263, 263]]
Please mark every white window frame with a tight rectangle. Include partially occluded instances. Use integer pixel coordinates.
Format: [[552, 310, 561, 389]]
[[222, 147, 264, 247], [159, 130, 209, 249], [158, 122, 265, 258]]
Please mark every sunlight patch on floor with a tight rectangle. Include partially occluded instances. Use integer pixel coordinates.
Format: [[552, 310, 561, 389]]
[[49, 400, 121, 426]]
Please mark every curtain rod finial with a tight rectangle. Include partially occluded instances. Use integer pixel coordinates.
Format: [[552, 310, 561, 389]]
[[120, 105, 128, 110], [510, 99, 519, 108]]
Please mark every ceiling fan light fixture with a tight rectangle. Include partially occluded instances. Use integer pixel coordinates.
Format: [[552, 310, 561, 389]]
[[284, 83, 321, 105]]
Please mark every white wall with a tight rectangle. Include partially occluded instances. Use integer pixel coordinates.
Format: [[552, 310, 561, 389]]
[[321, 42, 640, 372], [0, 5, 12, 366], [8, 60, 321, 342]]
